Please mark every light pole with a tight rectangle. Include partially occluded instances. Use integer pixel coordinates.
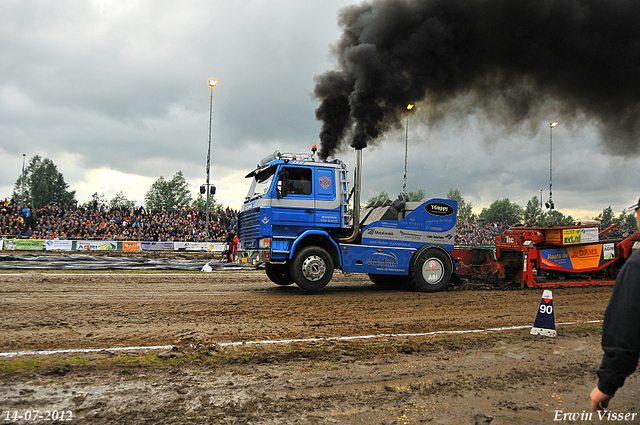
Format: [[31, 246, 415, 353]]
[[539, 189, 543, 224], [205, 78, 218, 240], [21, 154, 26, 206], [546, 121, 558, 211], [402, 104, 414, 202]]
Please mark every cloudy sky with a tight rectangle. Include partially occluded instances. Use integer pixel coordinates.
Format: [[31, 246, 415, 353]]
[[1, 0, 638, 219]]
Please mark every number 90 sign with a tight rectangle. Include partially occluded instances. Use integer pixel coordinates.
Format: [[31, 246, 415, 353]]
[[539, 304, 553, 314], [531, 289, 557, 337]]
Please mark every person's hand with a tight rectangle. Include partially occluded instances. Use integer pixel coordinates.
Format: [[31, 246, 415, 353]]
[[590, 386, 613, 411]]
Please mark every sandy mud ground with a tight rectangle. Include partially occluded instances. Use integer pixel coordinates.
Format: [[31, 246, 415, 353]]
[[0, 269, 638, 424]]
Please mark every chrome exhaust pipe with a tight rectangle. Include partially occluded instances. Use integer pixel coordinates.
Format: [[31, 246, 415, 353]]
[[340, 148, 362, 243]]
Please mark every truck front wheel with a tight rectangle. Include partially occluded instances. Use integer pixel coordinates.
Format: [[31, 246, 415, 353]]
[[265, 263, 294, 286], [408, 248, 452, 292], [290, 246, 334, 291]]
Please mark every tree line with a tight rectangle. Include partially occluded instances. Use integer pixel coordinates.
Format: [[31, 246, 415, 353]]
[[368, 188, 638, 231], [11, 155, 223, 212]]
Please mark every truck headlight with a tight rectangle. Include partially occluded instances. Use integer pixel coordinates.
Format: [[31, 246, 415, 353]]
[[259, 238, 271, 249]]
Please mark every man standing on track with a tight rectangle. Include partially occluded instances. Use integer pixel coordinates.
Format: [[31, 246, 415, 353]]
[[590, 197, 640, 410]]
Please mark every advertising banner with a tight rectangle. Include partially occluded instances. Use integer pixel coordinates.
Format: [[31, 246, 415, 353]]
[[210, 242, 226, 253], [546, 227, 599, 245], [174, 242, 226, 252], [75, 240, 118, 251], [2, 238, 227, 252], [44, 240, 73, 251], [4, 239, 45, 250], [540, 243, 615, 271], [122, 241, 141, 252], [581, 227, 599, 243], [141, 241, 175, 251]]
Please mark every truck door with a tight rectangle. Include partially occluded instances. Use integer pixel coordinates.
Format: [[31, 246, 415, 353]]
[[314, 167, 341, 228], [270, 166, 315, 227]]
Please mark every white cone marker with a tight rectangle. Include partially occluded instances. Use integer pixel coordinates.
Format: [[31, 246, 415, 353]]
[[530, 289, 557, 337]]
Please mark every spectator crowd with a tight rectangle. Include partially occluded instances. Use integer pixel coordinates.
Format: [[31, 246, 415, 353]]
[[4, 196, 633, 246], [599, 225, 637, 240], [455, 221, 506, 246], [1, 197, 238, 242]]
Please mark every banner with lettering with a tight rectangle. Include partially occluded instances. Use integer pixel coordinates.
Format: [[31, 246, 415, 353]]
[[540, 243, 615, 271], [140, 241, 175, 251], [4, 239, 45, 250], [546, 227, 599, 245], [174, 242, 225, 252], [44, 240, 73, 251], [74, 240, 119, 251], [122, 241, 141, 252]]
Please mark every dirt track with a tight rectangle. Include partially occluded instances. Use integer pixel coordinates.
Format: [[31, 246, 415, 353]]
[[1, 270, 639, 424]]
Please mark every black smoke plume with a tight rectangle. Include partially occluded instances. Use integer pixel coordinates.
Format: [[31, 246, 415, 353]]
[[314, 0, 640, 159]]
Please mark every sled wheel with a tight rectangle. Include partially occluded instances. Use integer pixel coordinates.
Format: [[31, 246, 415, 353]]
[[408, 248, 452, 292], [290, 246, 334, 291], [265, 263, 294, 286]]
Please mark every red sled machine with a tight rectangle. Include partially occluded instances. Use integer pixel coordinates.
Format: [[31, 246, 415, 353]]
[[453, 224, 639, 288]]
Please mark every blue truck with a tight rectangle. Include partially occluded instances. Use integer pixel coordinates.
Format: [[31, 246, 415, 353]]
[[237, 147, 458, 292]]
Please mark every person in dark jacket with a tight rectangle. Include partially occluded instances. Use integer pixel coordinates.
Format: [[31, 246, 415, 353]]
[[590, 197, 640, 410]]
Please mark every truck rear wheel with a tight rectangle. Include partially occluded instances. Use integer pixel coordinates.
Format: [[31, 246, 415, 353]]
[[265, 263, 294, 286], [408, 248, 452, 292], [290, 246, 334, 291]]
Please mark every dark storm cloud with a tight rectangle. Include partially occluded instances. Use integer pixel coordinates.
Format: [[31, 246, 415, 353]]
[[314, 0, 640, 159]]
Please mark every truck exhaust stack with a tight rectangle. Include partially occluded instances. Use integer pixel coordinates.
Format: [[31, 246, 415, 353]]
[[340, 148, 362, 243]]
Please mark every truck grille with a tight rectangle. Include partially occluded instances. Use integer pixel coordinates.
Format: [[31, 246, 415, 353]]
[[238, 207, 261, 247]]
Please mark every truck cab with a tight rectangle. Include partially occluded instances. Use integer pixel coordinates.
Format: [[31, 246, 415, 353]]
[[238, 149, 349, 257]]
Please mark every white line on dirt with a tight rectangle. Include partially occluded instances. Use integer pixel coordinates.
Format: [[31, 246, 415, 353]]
[[0, 345, 173, 358], [0, 320, 602, 359], [217, 320, 601, 347]]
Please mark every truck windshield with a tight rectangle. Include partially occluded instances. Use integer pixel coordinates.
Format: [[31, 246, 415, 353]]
[[245, 164, 277, 201]]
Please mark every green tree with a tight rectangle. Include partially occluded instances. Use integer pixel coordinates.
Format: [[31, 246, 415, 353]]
[[192, 193, 223, 212], [480, 198, 523, 225], [144, 171, 192, 211], [13, 155, 76, 208], [407, 189, 425, 202], [192, 193, 206, 210], [367, 191, 390, 204], [596, 206, 615, 229], [110, 191, 136, 210], [626, 213, 638, 231], [543, 210, 574, 225], [524, 196, 543, 225], [614, 211, 638, 231], [83, 192, 108, 210], [446, 188, 475, 222]]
